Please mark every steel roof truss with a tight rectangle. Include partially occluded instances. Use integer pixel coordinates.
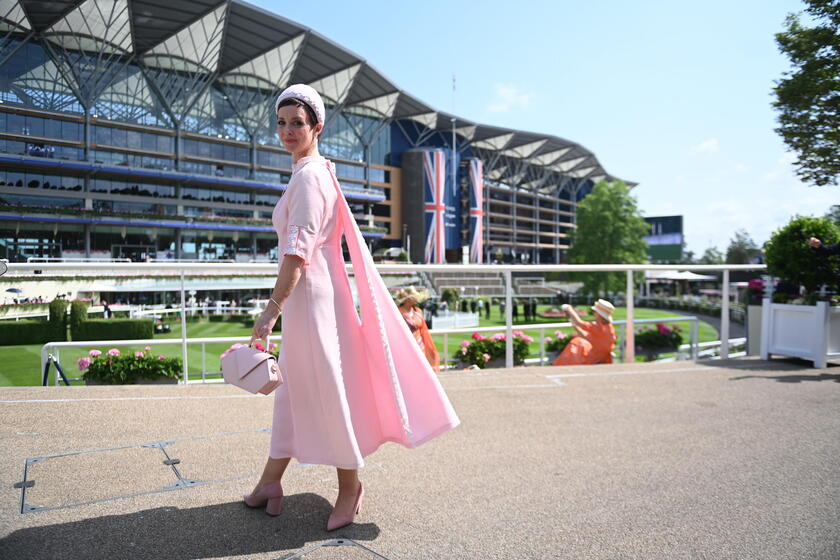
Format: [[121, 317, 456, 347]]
[[220, 32, 303, 91], [41, 0, 134, 105], [310, 62, 361, 106], [502, 138, 546, 159], [1, 0, 30, 32], [143, 3, 227, 73]]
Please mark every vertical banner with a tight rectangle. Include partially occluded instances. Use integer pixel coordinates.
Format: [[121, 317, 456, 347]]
[[443, 149, 460, 252], [423, 150, 446, 263], [468, 159, 484, 263]]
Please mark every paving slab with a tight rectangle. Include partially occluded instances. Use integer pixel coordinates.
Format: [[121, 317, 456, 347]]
[[0, 357, 838, 559]]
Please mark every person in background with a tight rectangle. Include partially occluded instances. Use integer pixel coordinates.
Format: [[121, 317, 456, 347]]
[[552, 299, 616, 366], [809, 236, 840, 290], [809, 237, 840, 255], [395, 287, 440, 371]]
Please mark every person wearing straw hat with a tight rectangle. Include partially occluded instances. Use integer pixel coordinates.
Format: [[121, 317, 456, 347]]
[[395, 287, 440, 371], [246, 84, 459, 532], [552, 299, 617, 366]]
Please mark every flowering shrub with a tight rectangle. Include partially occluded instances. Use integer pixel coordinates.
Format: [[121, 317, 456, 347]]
[[457, 331, 532, 368], [544, 330, 576, 355], [747, 278, 765, 305], [78, 347, 181, 384], [635, 323, 683, 361]]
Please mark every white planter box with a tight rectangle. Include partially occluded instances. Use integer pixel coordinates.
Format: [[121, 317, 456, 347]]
[[760, 300, 840, 368]]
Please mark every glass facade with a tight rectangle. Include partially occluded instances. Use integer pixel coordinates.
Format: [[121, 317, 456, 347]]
[[0, 1, 610, 265]]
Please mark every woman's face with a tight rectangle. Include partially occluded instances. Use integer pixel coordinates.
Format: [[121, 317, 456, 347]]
[[276, 104, 321, 157]]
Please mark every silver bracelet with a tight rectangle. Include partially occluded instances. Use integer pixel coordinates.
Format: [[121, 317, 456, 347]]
[[268, 297, 281, 311]]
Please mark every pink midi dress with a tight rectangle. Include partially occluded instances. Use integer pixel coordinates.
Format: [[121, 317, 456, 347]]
[[270, 155, 459, 469]]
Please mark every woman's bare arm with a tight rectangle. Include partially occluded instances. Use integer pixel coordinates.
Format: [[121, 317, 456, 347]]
[[561, 304, 586, 329], [251, 255, 305, 344]]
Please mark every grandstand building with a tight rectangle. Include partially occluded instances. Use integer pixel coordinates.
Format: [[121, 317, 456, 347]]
[[0, 0, 631, 266]]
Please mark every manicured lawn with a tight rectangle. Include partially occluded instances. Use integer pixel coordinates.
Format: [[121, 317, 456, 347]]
[[0, 320, 260, 387], [0, 307, 718, 386]]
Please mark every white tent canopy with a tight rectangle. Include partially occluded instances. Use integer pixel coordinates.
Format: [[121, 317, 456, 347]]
[[645, 270, 717, 281]]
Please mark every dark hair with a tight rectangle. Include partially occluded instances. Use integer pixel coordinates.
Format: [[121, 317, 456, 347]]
[[277, 98, 318, 128]]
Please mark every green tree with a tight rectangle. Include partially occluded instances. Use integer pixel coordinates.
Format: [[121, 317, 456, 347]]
[[568, 180, 649, 296], [679, 249, 696, 265], [698, 247, 724, 264], [772, 1, 840, 186], [764, 215, 840, 293], [825, 204, 840, 228], [726, 229, 760, 264], [48, 298, 68, 342]]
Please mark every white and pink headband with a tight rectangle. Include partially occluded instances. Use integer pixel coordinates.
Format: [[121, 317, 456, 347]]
[[275, 84, 325, 124]]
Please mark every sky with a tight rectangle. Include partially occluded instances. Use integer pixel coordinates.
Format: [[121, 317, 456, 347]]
[[252, 0, 837, 255]]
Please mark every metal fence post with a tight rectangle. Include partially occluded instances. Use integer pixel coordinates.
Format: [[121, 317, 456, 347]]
[[690, 318, 699, 360], [180, 270, 188, 384], [504, 270, 513, 368], [539, 327, 545, 364], [721, 269, 730, 359], [40, 345, 48, 386], [625, 270, 635, 363], [443, 333, 448, 371], [54, 348, 60, 386], [201, 342, 206, 382]]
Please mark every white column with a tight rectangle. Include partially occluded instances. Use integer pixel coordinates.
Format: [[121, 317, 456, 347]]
[[505, 270, 513, 368], [625, 270, 635, 363], [180, 270, 188, 384], [720, 269, 730, 359]]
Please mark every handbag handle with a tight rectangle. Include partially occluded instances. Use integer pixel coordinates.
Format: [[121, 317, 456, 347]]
[[251, 335, 270, 352]]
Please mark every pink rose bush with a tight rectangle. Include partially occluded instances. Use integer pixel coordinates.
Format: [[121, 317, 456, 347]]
[[635, 323, 683, 361], [457, 330, 533, 369], [80, 347, 181, 384], [545, 330, 576, 355]]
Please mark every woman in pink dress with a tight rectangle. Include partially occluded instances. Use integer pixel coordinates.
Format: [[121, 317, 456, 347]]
[[246, 84, 459, 531]]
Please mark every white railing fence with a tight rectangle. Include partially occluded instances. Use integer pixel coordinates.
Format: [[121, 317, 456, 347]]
[[7, 261, 766, 382], [40, 316, 703, 386]]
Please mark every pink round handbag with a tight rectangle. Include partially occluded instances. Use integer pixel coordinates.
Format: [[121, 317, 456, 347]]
[[221, 340, 283, 395]]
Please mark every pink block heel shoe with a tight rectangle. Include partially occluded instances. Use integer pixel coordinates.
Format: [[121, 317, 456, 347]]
[[243, 481, 284, 516], [326, 482, 364, 531]]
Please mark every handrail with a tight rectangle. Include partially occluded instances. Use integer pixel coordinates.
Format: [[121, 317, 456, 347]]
[[40, 315, 702, 385], [15, 262, 764, 373]]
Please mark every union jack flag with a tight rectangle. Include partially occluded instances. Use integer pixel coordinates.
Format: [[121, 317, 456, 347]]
[[468, 159, 484, 263], [423, 150, 446, 264]]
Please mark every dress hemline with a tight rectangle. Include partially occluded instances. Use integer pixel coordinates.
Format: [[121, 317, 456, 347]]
[[268, 421, 460, 469]]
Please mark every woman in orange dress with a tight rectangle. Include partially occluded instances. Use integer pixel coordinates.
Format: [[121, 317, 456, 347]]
[[552, 299, 616, 366], [396, 287, 440, 371]]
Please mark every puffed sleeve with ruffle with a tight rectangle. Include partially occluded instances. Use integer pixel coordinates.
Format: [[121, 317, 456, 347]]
[[282, 169, 326, 265]]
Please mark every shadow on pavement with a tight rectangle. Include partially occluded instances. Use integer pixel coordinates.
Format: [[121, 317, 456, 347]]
[[0, 492, 380, 560], [701, 357, 839, 371], [730, 373, 840, 384]]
